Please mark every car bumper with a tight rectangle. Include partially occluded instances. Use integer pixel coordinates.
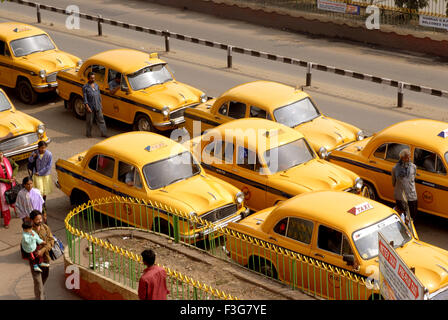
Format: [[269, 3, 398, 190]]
[[33, 82, 58, 91], [183, 211, 245, 240], [4, 137, 51, 161], [153, 117, 186, 128]]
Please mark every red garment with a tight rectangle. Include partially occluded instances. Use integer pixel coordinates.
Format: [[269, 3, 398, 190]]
[[138, 265, 170, 300], [0, 158, 14, 227]]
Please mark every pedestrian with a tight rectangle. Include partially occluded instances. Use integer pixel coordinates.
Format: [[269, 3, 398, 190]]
[[21, 219, 49, 273], [28, 141, 53, 205], [83, 71, 108, 138], [28, 209, 54, 300], [392, 148, 418, 224], [138, 249, 169, 300], [16, 177, 44, 222], [0, 150, 18, 228]]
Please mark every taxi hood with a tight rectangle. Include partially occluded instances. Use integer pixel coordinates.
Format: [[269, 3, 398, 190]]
[[158, 174, 235, 215], [269, 159, 356, 192], [295, 116, 357, 151], [396, 241, 448, 295], [21, 50, 76, 72], [0, 110, 37, 139], [135, 81, 201, 110]]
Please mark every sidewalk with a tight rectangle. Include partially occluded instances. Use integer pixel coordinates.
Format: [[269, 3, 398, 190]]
[[0, 206, 80, 300]]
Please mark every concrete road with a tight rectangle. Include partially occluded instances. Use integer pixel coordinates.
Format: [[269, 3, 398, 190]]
[[0, 2, 447, 299]]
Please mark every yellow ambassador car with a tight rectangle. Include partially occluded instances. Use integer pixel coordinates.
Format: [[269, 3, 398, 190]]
[[328, 119, 448, 219], [187, 118, 366, 211], [225, 191, 448, 300], [0, 22, 81, 104], [57, 49, 207, 131], [183, 81, 364, 157], [55, 132, 248, 241], [0, 89, 50, 161]]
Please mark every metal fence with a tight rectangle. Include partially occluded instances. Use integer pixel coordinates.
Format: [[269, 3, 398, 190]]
[[64, 198, 239, 300], [64, 197, 380, 300]]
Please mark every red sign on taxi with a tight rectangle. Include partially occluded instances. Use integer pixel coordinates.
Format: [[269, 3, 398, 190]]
[[347, 202, 373, 215]]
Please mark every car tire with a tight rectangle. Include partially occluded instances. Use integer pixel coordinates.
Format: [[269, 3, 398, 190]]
[[70, 189, 90, 207], [152, 218, 174, 237], [363, 182, 378, 200], [133, 114, 153, 132], [16, 78, 38, 104], [70, 95, 86, 120], [248, 257, 278, 279]]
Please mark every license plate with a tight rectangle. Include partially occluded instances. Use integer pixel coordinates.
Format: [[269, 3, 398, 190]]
[[11, 151, 32, 162]]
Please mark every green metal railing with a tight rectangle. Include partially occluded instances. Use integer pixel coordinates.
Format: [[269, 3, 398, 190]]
[[64, 196, 380, 300]]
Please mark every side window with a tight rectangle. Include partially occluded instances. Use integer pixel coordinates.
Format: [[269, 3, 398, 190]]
[[107, 69, 122, 87], [88, 155, 115, 178], [373, 144, 387, 159], [227, 101, 246, 119], [218, 102, 228, 116], [83, 65, 106, 84], [223, 141, 234, 164], [414, 148, 447, 174], [250, 106, 267, 119], [385, 143, 408, 163], [342, 236, 353, 255], [273, 217, 288, 237], [237, 146, 261, 172], [118, 162, 142, 188], [317, 225, 343, 255], [0, 41, 5, 56], [286, 217, 314, 244]]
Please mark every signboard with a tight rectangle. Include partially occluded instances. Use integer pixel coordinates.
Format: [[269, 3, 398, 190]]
[[348, 202, 373, 215], [378, 232, 425, 300], [419, 15, 448, 30], [317, 0, 360, 15]]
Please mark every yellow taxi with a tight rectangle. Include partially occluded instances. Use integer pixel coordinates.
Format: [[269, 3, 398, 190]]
[[225, 191, 448, 300], [0, 22, 81, 104], [183, 80, 364, 157], [328, 119, 448, 219], [56, 49, 207, 131], [0, 88, 50, 161], [187, 118, 366, 211], [55, 131, 248, 242]]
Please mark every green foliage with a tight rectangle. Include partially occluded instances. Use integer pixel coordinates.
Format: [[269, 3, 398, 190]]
[[394, 0, 429, 11]]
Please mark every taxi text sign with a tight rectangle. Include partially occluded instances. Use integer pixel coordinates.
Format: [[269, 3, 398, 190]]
[[378, 233, 424, 300]]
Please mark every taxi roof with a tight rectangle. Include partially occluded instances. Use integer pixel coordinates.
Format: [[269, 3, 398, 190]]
[[218, 81, 310, 112], [266, 191, 396, 235], [0, 22, 48, 42], [85, 49, 166, 75], [207, 118, 305, 152], [370, 119, 448, 155], [86, 132, 189, 167]]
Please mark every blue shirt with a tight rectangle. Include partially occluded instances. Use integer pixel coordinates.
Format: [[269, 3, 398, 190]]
[[21, 230, 43, 253], [82, 82, 102, 112]]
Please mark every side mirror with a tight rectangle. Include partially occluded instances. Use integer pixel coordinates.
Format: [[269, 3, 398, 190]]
[[343, 254, 355, 266]]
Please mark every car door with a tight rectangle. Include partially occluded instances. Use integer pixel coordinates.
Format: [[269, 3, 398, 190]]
[[214, 101, 247, 123], [269, 216, 313, 287], [83, 64, 108, 113], [311, 224, 360, 300], [413, 147, 448, 217], [200, 138, 237, 185], [0, 40, 14, 87], [367, 142, 410, 202], [103, 69, 133, 123]]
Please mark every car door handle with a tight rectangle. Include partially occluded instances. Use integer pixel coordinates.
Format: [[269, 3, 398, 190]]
[[314, 253, 325, 258], [232, 168, 238, 173], [214, 116, 221, 120], [369, 160, 376, 164], [416, 173, 420, 176], [269, 236, 277, 242], [113, 184, 119, 188]]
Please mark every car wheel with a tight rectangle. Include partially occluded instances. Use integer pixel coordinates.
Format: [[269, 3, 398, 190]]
[[152, 218, 174, 237], [70, 189, 90, 207], [363, 182, 377, 200], [70, 95, 86, 119], [16, 78, 38, 104], [133, 114, 153, 132], [248, 257, 278, 279]]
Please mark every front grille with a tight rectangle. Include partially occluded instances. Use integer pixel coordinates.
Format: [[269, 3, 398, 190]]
[[0, 132, 39, 152], [46, 72, 57, 83], [170, 104, 199, 119], [344, 187, 357, 193], [201, 204, 238, 223]]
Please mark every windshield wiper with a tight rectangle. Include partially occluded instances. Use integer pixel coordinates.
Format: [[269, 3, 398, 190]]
[[166, 176, 187, 186], [28, 48, 44, 55]]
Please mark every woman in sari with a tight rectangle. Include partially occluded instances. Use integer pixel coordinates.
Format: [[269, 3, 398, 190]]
[[16, 177, 44, 222], [28, 141, 53, 205], [0, 151, 18, 228]]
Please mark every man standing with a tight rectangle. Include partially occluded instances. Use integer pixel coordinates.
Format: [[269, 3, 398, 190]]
[[392, 148, 418, 223], [138, 249, 169, 300], [29, 209, 54, 300], [83, 71, 108, 138]]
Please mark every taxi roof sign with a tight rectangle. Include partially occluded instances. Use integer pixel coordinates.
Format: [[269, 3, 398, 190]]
[[438, 129, 448, 138], [144, 142, 167, 152], [13, 27, 32, 33], [348, 202, 373, 216]]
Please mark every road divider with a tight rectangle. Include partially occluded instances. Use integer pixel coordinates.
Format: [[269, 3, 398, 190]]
[[6, 0, 448, 108]]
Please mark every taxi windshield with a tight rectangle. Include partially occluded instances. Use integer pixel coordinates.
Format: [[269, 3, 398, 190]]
[[127, 63, 173, 91], [142, 151, 201, 189], [353, 214, 412, 260], [0, 91, 12, 112], [273, 97, 320, 128], [263, 138, 315, 173], [10, 34, 55, 57]]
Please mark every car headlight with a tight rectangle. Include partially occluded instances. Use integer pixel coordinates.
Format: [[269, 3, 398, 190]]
[[39, 69, 46, 80], [356, 130, 365, 141], [319, 146, 329, 159], [354, 178, 363, 192], [76, 60, 83, 67], [236, 191, 244, 205], [37, 124, 45, 135], [162, 106, 170, 119], [200, 94, 207, 103]]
